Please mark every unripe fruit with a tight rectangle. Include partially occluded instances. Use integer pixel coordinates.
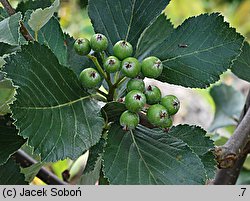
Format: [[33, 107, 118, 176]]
[[161, 117, 173, 128], [79, 68, 102, 88], [120, 110, 139, 131], [125, 90, 146, 112], [121, 57, 141, 78], [74, 38, 91, 55], [113, 40, 133, 60], [90, 33, 108, 52], [103, 56, 121, 73], [141, 56, 163, 78], [127, 78, 145, 92], [144, 85, 162, 105], [161, 95, 180, 115], [147, 104, 169, 127]]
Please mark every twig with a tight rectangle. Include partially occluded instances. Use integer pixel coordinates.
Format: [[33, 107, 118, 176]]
[[12, 150, 68, 185], [0, 0, 34, 41], [213, 89, 250, 184]]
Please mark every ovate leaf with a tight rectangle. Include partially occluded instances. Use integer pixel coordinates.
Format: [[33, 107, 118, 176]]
[[232, 41, 250, 82], [143, 13, 244, 88], [0, 159, 28, 184], [3, 43, 104, 162], [28, 0, 60, 32], [24, 11, 67, 66], [0, 115, 26, 165], [88, 0, 170, 53], [136, 14, 174, 58], [0, 12, 22, 46], [209, 84, 245, 131], [103, 124, 207, 184]]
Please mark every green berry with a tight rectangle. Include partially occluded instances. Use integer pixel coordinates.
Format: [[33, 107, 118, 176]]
[[113, 40, 133, 60], [120, 110, 139, 131], [145, 85, 162, 105], [74, 38, 91, 55], [121, 57, 141, 78], [161, 117, 173, 128], [147, 104, 169, 127], [79, 68, 102, 88], [125, 90, 146, 112], [141, 56, 163, 78], [103, 56, 121, 73], [90, 33, 108, 52], [127, 78, 145, 92], [161, 95, 180, 115]]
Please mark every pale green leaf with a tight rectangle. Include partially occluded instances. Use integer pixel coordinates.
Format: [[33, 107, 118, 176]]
[[28, 0, 60, 32], [0, 12, 22, 46]]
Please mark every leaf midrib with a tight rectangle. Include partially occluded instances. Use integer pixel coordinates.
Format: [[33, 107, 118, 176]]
[[15, 95, 91, 110]]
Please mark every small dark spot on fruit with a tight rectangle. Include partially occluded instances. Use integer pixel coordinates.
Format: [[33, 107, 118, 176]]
[[90, 72, 96, 78], [109, 59, 115, 65], [96, 34, 102, 41], [173, 99, 180, 108], [134, 94, 142, 101], [147, 85, 152, 91], [155, 61, 161, 68], [121, 41, 127, 46], [77, 39, 83, 44], [125, 63, 132, 69], [160, 112, 167, 119]]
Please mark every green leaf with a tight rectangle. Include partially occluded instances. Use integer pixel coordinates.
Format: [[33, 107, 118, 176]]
[[102, 102, 126, 123], [16, 0, 52, 14], [103, 124, 207, 184], [3, 43, 104, 162], [28, 0, 60, 32], [83, 138, 106, 174], [0, 42, 20, 57], [0, 115, 26, 165], [0, 158, 28, 184], [166, 125, 216, 180], [144, 13, 244, 88], [88, 0, 170, 53], [24, 11, 67, 66], [232, 41, 250, 82], [78, 157, 101, 185], [136, 14, 174, 58], [0, 79, 16, 115], [65, 34, 95, 76], [0, 7, 8, 22], [209, 83, 245, 131], [0, 12, 22, 46], [21, 162, 43, 182]]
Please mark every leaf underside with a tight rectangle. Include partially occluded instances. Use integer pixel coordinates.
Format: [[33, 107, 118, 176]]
[[3, 43, 104, 162], [209, 83, 245, 131]]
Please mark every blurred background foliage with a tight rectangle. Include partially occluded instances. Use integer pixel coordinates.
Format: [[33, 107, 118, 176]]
[[3, 0, 250, 184]]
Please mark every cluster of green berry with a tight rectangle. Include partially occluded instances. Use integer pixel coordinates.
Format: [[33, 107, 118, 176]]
[[74, 33, 180, 131]]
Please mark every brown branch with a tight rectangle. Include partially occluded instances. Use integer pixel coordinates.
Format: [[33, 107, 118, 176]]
[[0, 0, 34, 41], [213, 89, 250, 184], [12, 150, 68, 185]]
